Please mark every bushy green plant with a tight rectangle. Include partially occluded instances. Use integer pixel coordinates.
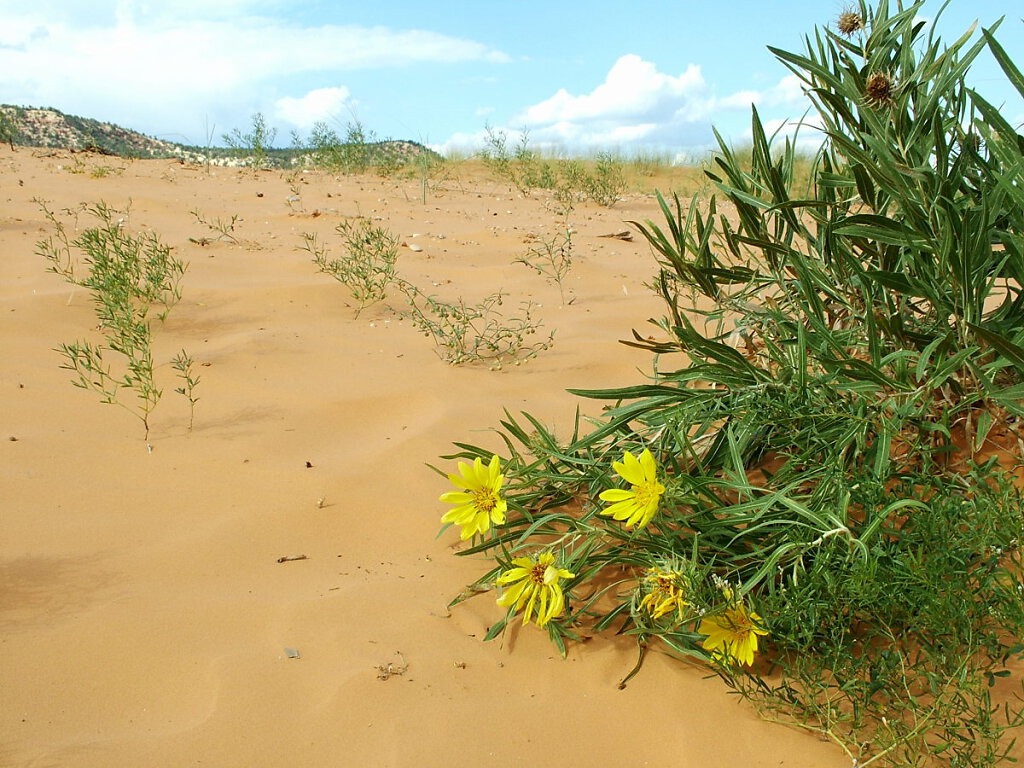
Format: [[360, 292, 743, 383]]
[[438, 2, 1024, 765], [581, 151, 626, 206], [223, 112, 277, 170], [305, 118, 382, 174], [37, 201, 191, 440], [304, 218, 399, 317]]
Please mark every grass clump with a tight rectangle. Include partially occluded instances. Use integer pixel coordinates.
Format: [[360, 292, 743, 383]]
[[436, 2, 1024, 764], [37, 201, 193, 440]]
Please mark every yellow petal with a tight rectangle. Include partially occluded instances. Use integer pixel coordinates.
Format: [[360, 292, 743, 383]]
[[599, 488, 635, 502], [548, 583, 564, 618], [487, 455, 502, 484], [497, 567, 529, 584], [440, 504, 475, 524], [638, 448, 658, 480], [497, 579, 528, 607], [602, 499, 639, 521], [616, 450, 646, 485]]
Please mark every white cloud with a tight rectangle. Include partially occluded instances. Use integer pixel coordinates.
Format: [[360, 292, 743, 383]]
[[506, 55, 714, 150], [484, 56, 813, 154], [274, 87, 351, 129], [717, 74, 806, 110], [0, 6, 509, 143], [520, 55, 708, 127]]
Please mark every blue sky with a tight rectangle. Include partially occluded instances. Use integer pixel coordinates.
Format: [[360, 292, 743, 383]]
[[1, 0, 1021, 159]]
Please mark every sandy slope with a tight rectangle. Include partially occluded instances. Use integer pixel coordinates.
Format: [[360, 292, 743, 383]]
[[2, 147, 851, 767]]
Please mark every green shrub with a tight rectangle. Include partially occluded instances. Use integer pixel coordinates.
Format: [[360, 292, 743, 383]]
[[439, 2, 1024, 764]]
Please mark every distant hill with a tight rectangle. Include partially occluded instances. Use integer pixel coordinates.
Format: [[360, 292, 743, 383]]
[[0, 105, 182, 157], [0, 105, 440, 168]]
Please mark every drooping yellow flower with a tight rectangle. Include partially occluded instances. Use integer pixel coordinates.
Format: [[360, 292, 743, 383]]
[[439, 455, 507, 540], [698, 598, 768, 667], [496, 551, 574, 627], [599, 448, 665, 529], [638, 567, 689, 621]]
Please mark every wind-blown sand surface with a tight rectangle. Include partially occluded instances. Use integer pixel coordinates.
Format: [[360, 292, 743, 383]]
[[3, 146, 854, 767]]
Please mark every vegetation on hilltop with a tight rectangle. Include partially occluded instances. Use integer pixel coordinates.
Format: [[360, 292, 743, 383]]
[[0, 105, 440, 170]]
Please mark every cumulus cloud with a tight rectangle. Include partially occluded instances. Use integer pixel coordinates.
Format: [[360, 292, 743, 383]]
[[520, 55, 707, 125], [493, 55, 811, 154], [274, 87, 351, 129]]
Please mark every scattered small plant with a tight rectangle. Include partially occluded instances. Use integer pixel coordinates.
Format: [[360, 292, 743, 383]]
[[89, 164, 124, 179], [303, 218, 400, 317], [37, 201, 192, 439], [399, 282, 554, 367], [480, 126, 557, 196], [305, 118, 375, 174], [189, 207, 240, 244], [285, 181, 304, 213], [438, 3, 1024, 765], [515, 226, 574, 303], [172, 349, 200, 432], [582, 151, 625, 206]]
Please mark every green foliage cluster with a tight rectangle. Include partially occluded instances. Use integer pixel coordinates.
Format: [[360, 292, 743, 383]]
[[479, 127, 626, 207], [303, 219, 400, 318], [0, 107, 21, 148], [37, 201, 192, 439], [442, 2, 1024, 764], [223, 112, 278, 170]]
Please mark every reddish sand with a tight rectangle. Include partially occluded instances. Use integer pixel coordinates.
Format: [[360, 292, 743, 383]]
[[2, 146, 867, 766]]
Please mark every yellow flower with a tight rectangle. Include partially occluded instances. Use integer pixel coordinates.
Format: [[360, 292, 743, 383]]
[[496, 552, 574, 627], [439, 455, 507, 540], [698, 598, 768, 667], [599, 448, 665, 529], [638, 567, 689, 621]]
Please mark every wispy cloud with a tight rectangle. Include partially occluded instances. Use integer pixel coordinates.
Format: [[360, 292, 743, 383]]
[[0, 4, 509, 142]]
